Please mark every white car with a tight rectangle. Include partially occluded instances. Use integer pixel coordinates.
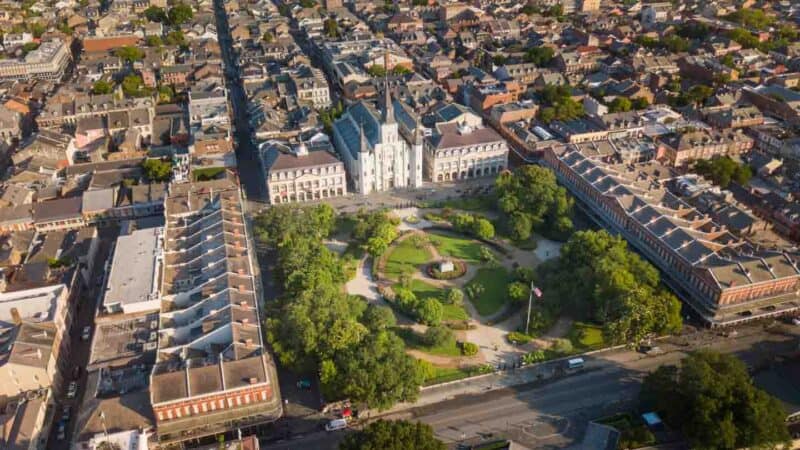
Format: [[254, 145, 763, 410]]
[[66, 381, 77, 399], [793, 317, 800, 326], [81, 326, 91, 341]]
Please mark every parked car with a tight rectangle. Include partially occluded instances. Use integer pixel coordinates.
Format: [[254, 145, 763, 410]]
[[57, 421, 66, 440], [66, 382, 77, 399], [325, 418, 348, 432], [61, 405, 71, 422], [81, 326, 91, 341], [793, 317, 800, 326], [296, 380, 312, 390]]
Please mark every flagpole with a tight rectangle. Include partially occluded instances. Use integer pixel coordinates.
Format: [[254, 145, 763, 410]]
[[526, 281, 533, 335]]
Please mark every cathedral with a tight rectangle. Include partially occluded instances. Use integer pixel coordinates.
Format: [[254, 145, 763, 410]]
[[332, 84, 423, 194]]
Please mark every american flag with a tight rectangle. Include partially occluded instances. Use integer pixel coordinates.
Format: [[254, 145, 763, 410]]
[[533, 287, 543, 298]]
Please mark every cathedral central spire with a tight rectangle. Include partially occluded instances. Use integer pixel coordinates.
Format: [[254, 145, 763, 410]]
[[382, 76, 394, 125]]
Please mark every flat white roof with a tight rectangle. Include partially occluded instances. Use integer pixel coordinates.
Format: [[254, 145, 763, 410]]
[[104, 227, 163, 311], [0, 284, 66, 327]]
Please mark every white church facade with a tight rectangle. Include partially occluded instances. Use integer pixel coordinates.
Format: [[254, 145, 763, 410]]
[[332, 88, 423, 194]]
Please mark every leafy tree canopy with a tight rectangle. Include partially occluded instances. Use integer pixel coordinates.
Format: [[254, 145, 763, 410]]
[[693, 156, 752, 188], [167, 3, 193, 25], [141, 158, 172, 182], [495, 165, 574, 241], [538, 230, 682, 345], [339, 420, 445, 450], [641, 351, 790, 450]]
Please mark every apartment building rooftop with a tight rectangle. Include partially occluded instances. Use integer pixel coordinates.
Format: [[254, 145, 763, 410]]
[[103, 227, 164, 314], [546, 145, 800, 324]]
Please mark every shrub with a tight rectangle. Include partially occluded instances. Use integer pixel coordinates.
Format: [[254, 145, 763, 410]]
[[522, 350, 546, 364], [415, 359, 437, 383], [444, 288, 464, 306], [551, 338, 573, 354], [417, 298, 443, 326], [460, 342, 479, 356], [395, 287, 418, 310], [507, 331, 532, 344], [422, 326, 453, 347]]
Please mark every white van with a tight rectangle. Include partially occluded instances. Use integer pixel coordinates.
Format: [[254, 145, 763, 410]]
[[325, 418, 348, 432], [566, 357, 585, 370]]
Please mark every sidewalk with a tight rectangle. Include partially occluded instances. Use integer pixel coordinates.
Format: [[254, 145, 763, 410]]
[[366, 352, 613, 419]]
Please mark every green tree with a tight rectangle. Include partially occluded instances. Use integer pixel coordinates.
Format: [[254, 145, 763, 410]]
[[144, 6, 167, 22], [262, 31, 274, 43], [165, 30, 187, 46], [21, 42, 40, 55], [114, 46, 144, 62], [471, 217, 495, 240], [496, 165, 574, 241], [324, 18, 339, 38], [417, 298, 443, 326], [367, 65, 387, 77], [524, 46, 554, 67], [538, 230, 682, 346], [352, 210, 398, 257], [640, 351, 790, 450], [268, 282, 367, 369], [361, 305, 396, 332], [693, 156, 751, 188], [725, 9, 774, 29], [167, 3, 193, 25], [444, 288, 463, 305], [157, 85, 174, 103], [421, 326, 452, 347], [92, 80, 113, 95], [141, 158, 172, 181], [339, 420, 445, 450], [631, 97, 649, 110], [507, 281, 529, 304], [608, 97, 632, 113], [146, 35, 163, 47], [121, 75, 148, 97], [322, 331, 421, 410], [392, 65, 412, 75]]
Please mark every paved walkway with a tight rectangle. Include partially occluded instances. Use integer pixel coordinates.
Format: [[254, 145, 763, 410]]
[[345, 257, 380, 303]]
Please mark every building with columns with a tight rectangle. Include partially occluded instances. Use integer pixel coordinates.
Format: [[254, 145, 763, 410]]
[[332, 85, 423, 194], [261, 140, 347, 204], [424, 106, 508, 182]]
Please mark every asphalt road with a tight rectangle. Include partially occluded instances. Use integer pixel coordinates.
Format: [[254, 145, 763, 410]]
[[264, 323, 799, 449], [213, 0, 267, 202], [46, 226, 119, 449]]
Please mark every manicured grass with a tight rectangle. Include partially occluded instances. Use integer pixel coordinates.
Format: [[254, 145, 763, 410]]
[[403, 279, 468, 321], [442, 302, 469, 321], [384, 240, 433, 281], [423, 364, 493, 386], [435, 195, 494, 212], [569, 322, 605, 351], [429, 230, 485, 262], [394, 327, 462, 357], [466, 267, 512, 316]]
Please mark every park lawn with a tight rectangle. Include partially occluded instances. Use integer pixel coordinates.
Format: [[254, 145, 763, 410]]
[[428, 230, 485, 262], [394, 327, 462, 357], [442, 302, 469, 321], [466, 267, 512, 316], [384, 240, 433, 281], [402, 279, 468, 322], [569, 322, 606, 351]]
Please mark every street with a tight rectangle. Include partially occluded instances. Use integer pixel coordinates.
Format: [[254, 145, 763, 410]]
[[213, 0, 267, 202], [46, 225, 119, 450], [263, 321, 799, 449]]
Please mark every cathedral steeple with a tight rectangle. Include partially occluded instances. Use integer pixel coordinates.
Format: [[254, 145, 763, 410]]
[[382, 77, 394, 125], [359, 120, 370, 153]]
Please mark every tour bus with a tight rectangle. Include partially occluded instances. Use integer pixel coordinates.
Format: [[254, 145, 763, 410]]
[[566, 357, 585, 370]]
